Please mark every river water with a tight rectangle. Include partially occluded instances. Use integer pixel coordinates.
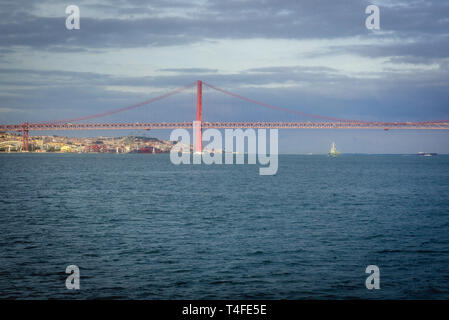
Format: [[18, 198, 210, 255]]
[[1, 154, 448, 299]]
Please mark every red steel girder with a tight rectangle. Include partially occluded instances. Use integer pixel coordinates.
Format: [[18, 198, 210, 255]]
[[1, 121, 449, 132]]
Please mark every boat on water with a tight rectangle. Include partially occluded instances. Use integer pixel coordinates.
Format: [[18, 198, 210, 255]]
[[418, 152, 437, 157], [328, 142, 340, 157]]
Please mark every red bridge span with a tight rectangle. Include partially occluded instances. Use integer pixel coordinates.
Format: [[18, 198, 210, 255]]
[[1, 80, 448, 152]]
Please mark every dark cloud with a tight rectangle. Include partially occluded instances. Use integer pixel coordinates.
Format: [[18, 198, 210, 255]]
[[0, 0, 446, 70], [0, 0, 446, 49]]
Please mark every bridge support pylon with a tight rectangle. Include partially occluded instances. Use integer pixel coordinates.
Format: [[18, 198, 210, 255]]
[[22, 122, 29, 152], [195, 80, 203, 153]]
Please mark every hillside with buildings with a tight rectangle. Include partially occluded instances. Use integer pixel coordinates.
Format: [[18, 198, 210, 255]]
[[0, 132, 177, 153]]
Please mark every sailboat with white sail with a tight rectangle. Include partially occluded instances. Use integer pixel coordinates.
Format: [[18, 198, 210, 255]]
[[328, 142, 340, 157]]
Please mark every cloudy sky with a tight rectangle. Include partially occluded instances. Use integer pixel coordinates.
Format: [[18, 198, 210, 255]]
[[0, 0, 448, 153]]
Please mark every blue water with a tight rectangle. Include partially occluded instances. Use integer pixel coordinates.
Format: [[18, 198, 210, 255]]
[[1, 154, 449, 299]]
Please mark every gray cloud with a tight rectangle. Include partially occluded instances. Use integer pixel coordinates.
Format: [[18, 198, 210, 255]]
[[0, 0, 446, 70], [1, 59, 448, 125], [328, 34, 449, 63], [157, 68, 218, 73], [0, 0, 446, 49], [1, 1, 448, 127]]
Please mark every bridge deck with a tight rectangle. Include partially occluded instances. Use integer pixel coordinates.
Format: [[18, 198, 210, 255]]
[[1, 122, 449, 131]]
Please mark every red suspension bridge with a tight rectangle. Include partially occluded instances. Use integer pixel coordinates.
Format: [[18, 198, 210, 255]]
[[1, 80, 449, 152]]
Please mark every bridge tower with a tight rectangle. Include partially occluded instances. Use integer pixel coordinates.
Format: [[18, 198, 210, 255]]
[[195, 80, 203, 153], [21, 122, 29, 152]]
